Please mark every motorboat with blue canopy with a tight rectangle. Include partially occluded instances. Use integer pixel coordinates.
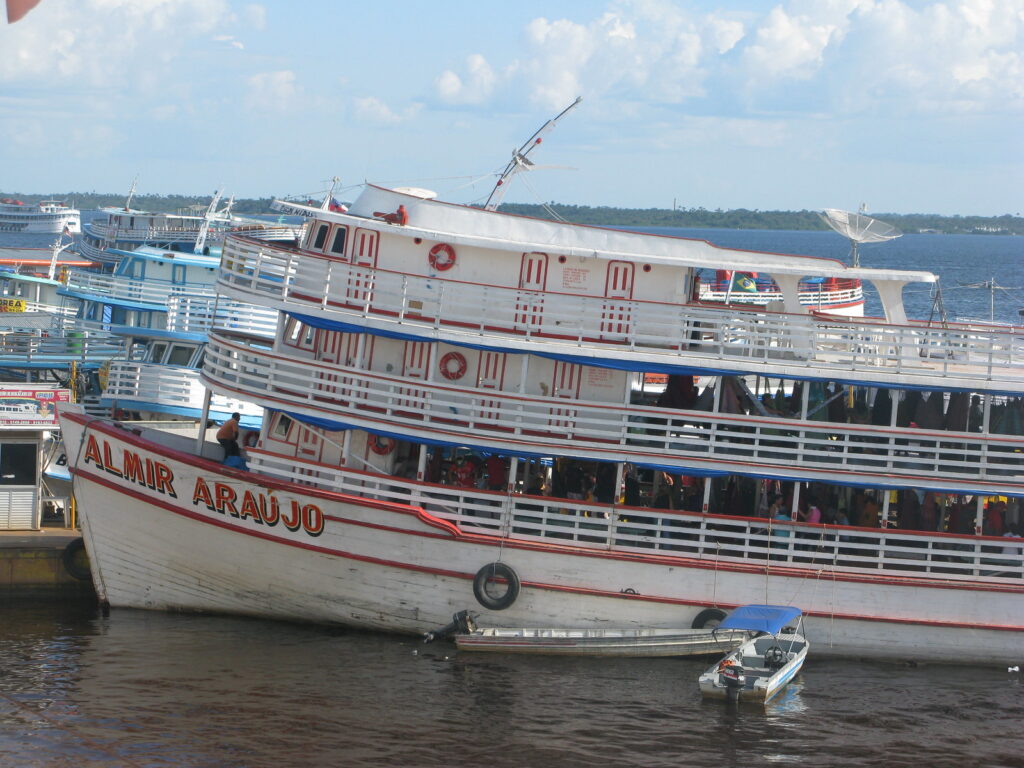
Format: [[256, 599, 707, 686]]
[[699, 605, 809, 704], [716, 604, 802, 635]]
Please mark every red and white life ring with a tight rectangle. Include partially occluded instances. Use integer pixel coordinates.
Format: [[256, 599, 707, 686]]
[[438, 351, 467, 380], [368, 434, 396, 455], [428, 243, 456, 271], [243, 430, 259, 448]]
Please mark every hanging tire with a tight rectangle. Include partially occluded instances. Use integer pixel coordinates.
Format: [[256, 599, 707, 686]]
[[691, 607, 726, 629], [472, 562, 520, 611], [62, 538, 91, 582]]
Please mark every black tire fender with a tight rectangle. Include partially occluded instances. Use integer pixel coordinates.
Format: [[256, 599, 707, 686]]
[[691, 607, 727, 629], [62, 538, 92, 582], [472, 562, 520, 611]]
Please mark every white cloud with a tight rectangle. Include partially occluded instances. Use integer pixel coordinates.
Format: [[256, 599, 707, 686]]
[[0, 0, 234, 84], [353, 97, 423, 125], [741, 6, 840, 80], [430, 1, 1023, 119], [245, 70, 300, 112], [436, 54, 496, 105], [243, 3, 266, 30]]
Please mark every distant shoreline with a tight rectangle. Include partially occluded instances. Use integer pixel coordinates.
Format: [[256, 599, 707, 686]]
[[2, 192, 1020, 235]]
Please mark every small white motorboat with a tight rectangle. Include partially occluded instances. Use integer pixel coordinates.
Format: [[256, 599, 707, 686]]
[[427, 611, 750, 657], [698, 605, 809, 704]]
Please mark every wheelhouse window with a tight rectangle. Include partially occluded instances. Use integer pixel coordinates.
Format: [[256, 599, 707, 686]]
[[329, 226, 347, 256], [149, 342, 168, 362], [282, 316, 315, 350], [167, 344, 195, 366], [172, 264, 187, 284], [310, 223, 329, 250], [272, 413, 294, 440]]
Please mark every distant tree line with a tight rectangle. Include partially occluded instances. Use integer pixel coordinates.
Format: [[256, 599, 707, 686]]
[[498, 203, 1024, 236], [2, 191, 1020, 234]]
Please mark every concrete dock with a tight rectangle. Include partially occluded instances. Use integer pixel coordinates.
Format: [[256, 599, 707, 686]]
[[0, 529, 96, 600]]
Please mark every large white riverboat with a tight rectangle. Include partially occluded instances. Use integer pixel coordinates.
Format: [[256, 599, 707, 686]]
[[60, 178, 1024, 665], [0, 199, 80, 234]]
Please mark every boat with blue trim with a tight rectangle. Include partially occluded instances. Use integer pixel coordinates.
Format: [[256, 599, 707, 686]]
[[57, 112, 1024, 665], [698, 605, 808, 703]]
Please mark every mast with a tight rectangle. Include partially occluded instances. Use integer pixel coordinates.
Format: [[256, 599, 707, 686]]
[[123, 175, 138, 212], [321, 177, 340, 210], [193, 187, 223, 255], [484, 97, 582, 212]]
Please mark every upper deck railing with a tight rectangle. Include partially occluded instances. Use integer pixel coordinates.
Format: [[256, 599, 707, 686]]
[[102, 359, 261, 418], [218, 237, 1024, 391], [165, 296, 278, 338], [62, 270, 216, 307], [0, 327, 123, 366], [246, 449, 1024, 586], [204, 331, 1024, 494]]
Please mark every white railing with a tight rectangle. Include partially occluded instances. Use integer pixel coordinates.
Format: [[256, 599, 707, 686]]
[[165, 296, 278, 338], [0, 328, 123, 364], [218, 237, 1024, 389], [102, 360, 261, 417], [247, 450, 1024, 584], [63, 270, 216, 306], [204, 332, 1024, 491], [86, 222, 204, 241]]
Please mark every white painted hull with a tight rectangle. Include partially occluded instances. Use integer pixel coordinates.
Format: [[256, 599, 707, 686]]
[[61, 412, 1024, 664], [0, 214, 80, 234]]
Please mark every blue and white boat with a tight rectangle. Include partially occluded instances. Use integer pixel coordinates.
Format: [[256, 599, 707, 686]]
[[698, 605, 808, 703]]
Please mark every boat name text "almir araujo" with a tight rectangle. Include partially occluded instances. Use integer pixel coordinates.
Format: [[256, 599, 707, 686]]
[[82, 435, 325, 537]]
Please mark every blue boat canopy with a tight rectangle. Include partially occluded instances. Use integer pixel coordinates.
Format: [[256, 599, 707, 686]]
[[718, 605, 802, 634]]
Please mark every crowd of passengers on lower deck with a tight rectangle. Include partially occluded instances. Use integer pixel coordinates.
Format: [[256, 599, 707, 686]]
[[383, 440, 1022, 545]]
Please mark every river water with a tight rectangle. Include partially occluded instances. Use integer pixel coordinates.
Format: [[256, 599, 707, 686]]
[[2, 221, 1023, 766], [1, 603, 1022, 768]]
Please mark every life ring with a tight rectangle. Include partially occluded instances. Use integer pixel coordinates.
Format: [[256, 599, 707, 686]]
[[438, 351, 467, 381], [428, 243, 456, 271], [243, 430, 259, 448], [62, 538, 92, 582], [472, 562, 520, 611], [691, 607, 727, 629], [368, 434, 396, 455]]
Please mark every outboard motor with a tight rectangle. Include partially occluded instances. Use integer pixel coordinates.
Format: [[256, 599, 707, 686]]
[[720, 664, 746, 703], [422, 610, 475, 643]]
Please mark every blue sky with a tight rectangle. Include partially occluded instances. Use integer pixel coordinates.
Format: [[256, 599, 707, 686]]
[[1, 0, 1021, 215]]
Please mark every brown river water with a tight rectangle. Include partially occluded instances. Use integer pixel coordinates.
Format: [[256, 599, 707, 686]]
[[0, 603, 1021, 768]]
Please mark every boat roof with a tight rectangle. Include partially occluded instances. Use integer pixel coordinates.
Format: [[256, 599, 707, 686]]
[[718, 605, 802, 634], [311, 185, 937, 284], [107, 245, 220, 267]]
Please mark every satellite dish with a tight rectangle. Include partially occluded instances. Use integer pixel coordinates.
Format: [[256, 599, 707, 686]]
[[820, 206, 901, 267]]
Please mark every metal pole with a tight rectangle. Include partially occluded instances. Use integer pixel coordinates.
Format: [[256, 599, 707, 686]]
[[195, 388, 213, 456]]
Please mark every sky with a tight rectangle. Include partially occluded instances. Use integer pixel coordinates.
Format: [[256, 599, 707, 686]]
[[0, 0, 1021, 215]]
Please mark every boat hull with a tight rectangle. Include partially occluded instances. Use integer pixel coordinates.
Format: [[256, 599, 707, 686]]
[[454, 628, 750, 657], [60, 411, 1024, 665]]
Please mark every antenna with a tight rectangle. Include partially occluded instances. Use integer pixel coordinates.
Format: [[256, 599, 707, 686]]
[[484, 97, 582, 212], [819, 206, 901, 267]]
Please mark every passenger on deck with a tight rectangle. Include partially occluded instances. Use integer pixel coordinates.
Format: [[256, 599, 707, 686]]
[[859, 495, 881, 528], [484, 455, 508, 492], [216, 412, 241, 462]]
